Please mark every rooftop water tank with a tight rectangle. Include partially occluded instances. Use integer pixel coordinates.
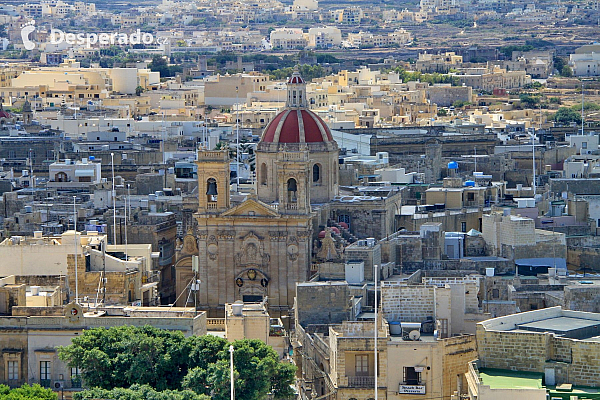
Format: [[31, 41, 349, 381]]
[[232, 301, 243, 316], [448, 161, 458, 170]]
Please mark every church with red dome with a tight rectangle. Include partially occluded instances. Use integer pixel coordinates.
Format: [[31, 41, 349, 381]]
[[176, 69, 340, 317], [256, 68, 339, 205]]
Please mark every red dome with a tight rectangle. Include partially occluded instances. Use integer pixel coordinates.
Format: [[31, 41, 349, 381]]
[[318, 230, 327, 238], [261, 109, 333, 144], [330, 226, 340, 234], [288, 75, 305, 84]]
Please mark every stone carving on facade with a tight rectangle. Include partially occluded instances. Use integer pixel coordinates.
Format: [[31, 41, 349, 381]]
[[297, 230, 311, 242], [316, 229, 339, 261], [207, 243, 218, 260], [235, 232, 270, 268], [217, 230, 235, 240], [269, 231, 288, 241], [181, 230, 198, 255]]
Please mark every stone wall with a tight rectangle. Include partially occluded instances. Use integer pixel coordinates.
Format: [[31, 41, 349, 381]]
[[477, 324, 600, 387], [296, 282, 351, 327], [315, 262, 346, 280], [551, 178, 600, 196], [381, 284, 435, 324], [564, 285, 600, 313], [426, 86, 473, 107], [442, 335, 478, 399], [401, 258, 514, 275], [476, 326, 549, 372], [344, 244, 382, 281]]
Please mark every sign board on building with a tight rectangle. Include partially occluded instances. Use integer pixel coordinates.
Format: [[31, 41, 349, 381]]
[[398, 385, 426, 394]]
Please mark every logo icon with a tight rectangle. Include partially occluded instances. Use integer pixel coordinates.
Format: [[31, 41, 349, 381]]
[[20, 20, 36, 50]]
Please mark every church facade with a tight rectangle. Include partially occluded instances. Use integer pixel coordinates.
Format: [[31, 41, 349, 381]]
[[175, 69, 339, 317]]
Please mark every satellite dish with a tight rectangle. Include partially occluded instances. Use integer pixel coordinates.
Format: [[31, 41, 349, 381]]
[[409, 330, 421, 341]]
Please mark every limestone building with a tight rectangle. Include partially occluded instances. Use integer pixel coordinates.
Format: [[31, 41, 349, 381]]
[[467, 307, 600, 399], [176, 69, 339, 317], [0, 303, 205, 391]]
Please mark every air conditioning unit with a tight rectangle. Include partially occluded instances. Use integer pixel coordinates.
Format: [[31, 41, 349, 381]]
[[53, 381, 64, 390]]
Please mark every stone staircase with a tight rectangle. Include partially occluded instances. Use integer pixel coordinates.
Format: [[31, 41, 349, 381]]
[[327, 220, 358, 247]]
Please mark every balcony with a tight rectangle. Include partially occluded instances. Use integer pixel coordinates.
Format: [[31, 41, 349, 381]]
[[348, 376, 375, 388]]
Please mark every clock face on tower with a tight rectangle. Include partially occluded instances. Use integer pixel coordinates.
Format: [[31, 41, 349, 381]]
[[65, 302, 82, 323]]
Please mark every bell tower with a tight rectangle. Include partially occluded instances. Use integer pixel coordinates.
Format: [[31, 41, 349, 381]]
[[22, 98, 33, 125], [276, 149, 311, 215], [196, 149, 230, 213]]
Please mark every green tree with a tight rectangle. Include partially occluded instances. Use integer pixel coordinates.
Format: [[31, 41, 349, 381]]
[[183, 340, 295, 400], [554, 107, 581, 125], [498, 44, 534, 58], [571, 102, 600, 112], [553, 56, 566, 73], [59, 325, 190, 390], [74, 384, 209, 400], [0, 384, 57, 400], [59, 327, 296, 400], [437, 108, 448, 117], [561, 65, 573, 77], [453, 100, 471, 108], [149, 55, 182, 78], [519, 93, 540, 108], [549, 97, 561, 104]]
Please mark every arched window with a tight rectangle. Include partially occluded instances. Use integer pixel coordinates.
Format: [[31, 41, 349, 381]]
[[287, 178, 297, 203], [206, 178, 218, 203], [260, 163, 267, 185], [313, 164, 321, 183], [55, 172, 67, 182]]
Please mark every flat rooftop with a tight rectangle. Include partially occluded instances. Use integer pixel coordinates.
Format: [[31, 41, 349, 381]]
[[478, 368, 600, 398], [515, 316, 600, 339], [479, 368, 543, 390], [480, 307, 600, 339]]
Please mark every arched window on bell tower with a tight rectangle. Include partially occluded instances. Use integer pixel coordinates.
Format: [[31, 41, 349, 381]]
[[260, 163, 267, 185], [287, 178, 298, 203], [206, 178, 218, 204], [313, 164, 321, 183]]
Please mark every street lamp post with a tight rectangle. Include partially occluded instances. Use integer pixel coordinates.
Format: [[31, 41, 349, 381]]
[[111, 152, 116, 245], [229, 345, 235, 400], [73, 195, 78, 304], [235, 86, 240, 192], [374, 264, 378, 400]]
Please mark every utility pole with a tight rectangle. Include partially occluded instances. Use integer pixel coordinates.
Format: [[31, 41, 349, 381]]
[[127, 184, 131, 222], [236, 86, 240, 192], [532, 132, 536, 196], [374, 264, 378, 400], [581, 82, 585, 136], [73, 196, 78, 305], [124, 184, 128, 261], [111, 152, 116, 245], [230, 345, 235, 400]]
